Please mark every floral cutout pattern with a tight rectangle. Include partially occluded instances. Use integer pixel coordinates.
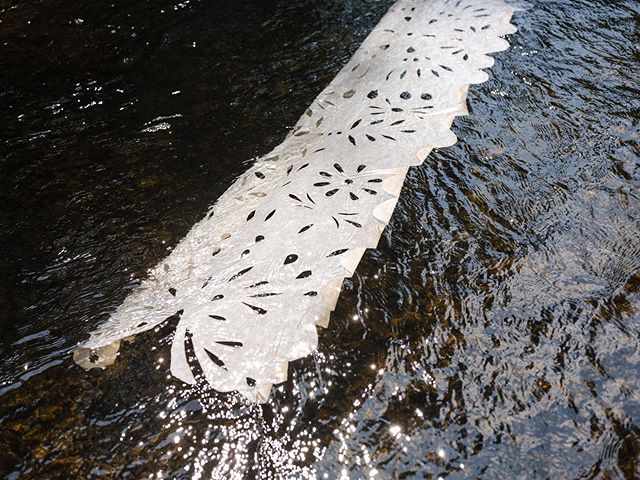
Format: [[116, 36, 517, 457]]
[[295, 89, 436, 148], [313, 163, 382, 201]]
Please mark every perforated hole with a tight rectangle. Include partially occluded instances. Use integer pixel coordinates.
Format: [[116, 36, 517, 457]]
[[205, 349, 226, 369], [243, 303, 267, 314], [229, 267, 252, 282], [284, 254, 298, 265]]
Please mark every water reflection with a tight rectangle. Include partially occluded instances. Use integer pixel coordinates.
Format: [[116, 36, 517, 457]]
[[1, 0, 639, 478]]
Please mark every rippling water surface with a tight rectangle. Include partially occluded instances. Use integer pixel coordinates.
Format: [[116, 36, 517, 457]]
[[1, 0, 639, 478]]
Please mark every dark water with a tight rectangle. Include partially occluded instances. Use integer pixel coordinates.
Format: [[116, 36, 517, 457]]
[[1, 0, 639, 478]]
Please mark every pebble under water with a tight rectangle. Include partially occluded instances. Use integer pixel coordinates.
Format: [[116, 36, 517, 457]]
[[1, 0, 639, 478]]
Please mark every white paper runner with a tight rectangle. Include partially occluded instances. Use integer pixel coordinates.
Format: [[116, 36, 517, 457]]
[[75, 0, 517, 402]]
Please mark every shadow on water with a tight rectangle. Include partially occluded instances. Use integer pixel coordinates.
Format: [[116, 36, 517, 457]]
[[1, 0, 639, 478]]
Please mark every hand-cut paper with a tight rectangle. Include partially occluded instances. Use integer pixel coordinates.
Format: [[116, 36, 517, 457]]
[[75, 0, 517, 402]]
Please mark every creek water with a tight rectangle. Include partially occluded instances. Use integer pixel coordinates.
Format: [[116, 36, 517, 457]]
[[1, 0, 639, 478]]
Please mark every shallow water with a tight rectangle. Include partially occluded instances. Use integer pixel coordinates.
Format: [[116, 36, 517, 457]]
[[1, 0, 639, 478]]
